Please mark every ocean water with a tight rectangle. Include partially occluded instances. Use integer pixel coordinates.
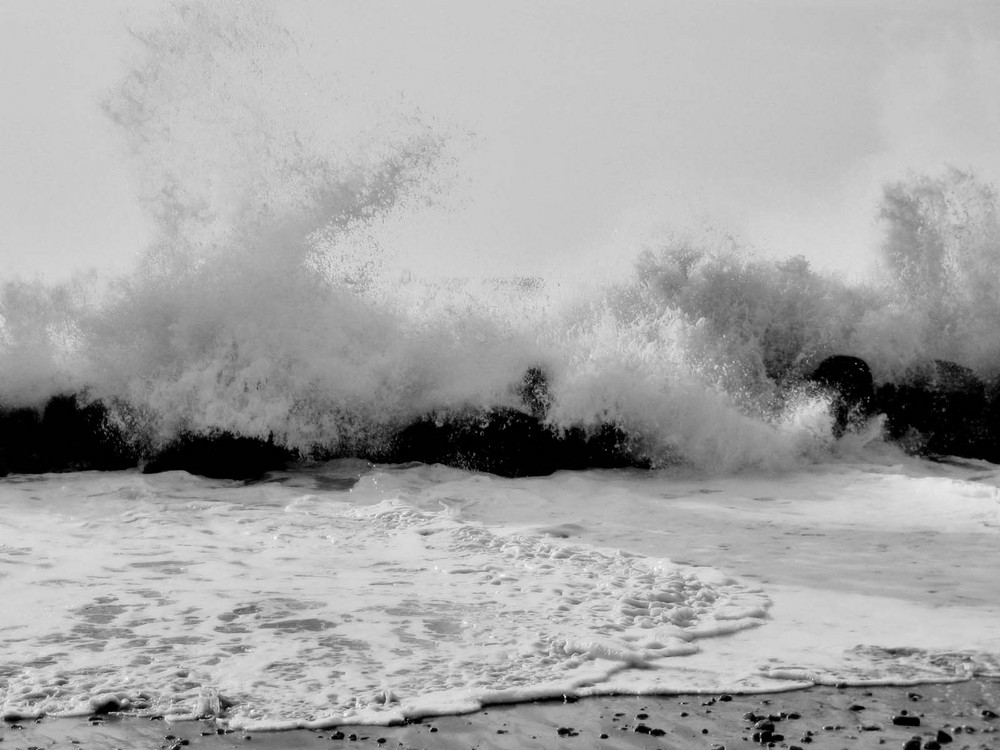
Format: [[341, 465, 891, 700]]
[[3, 1, 1000, 732], [1, 457, 998, 729]]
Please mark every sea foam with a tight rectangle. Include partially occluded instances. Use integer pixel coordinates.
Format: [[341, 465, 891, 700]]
[[0, 470, 770, 727], [3, 460, 999, 728]]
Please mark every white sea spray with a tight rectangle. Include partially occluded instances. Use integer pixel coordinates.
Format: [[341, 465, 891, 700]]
[[2, 3, 1000, 472]]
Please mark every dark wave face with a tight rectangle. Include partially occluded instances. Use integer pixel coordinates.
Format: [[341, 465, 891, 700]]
[[1, 2, 999, 473]]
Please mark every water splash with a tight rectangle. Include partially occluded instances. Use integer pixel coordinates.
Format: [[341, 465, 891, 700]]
[[2, 2, 1000, 472]]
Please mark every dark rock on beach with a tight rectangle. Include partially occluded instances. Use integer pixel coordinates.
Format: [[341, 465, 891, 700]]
[[0, 367, 648, 480], [876, 359, 997, 461], [0, 394, 136, 476], [557, 423, 650, 472], [9, 353, 1000, 480], [810, 354, 1000, 463], [807, 355, 875, 436], [142, 432, 296, 480], [0, 394, 298, 480], [390, 406, 562, 477], [387, 367, 648, 477], [388, 408, 647, 478]]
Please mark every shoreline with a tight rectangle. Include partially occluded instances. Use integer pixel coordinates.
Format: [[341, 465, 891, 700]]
[[5, 680, 998, 750]]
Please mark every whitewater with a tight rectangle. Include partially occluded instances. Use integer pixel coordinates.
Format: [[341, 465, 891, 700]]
[[3, 1, 1000, 733], [2, 456, 999, 729]]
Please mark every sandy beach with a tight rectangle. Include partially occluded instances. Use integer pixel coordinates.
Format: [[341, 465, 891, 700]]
[[5, 680, 997, 750]]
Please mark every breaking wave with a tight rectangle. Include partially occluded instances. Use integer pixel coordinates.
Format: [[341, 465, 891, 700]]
[[2, 1, 999, 473]]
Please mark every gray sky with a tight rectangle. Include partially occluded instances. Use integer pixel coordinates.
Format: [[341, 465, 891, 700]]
[[2, 1, 998, 284]]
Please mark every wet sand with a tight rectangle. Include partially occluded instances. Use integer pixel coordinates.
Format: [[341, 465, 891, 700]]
[[4, 680, 998, 750]]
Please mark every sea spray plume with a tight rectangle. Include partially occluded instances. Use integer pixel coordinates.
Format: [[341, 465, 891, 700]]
[[0, 7, 896, 473], [857, 168, 1000, 379], [0, 274, 96, 406], [10, 2, 998, 473], [79, 0, 460, 455], [619, 233, 870, 401], [541, 296, 835, 472], [101, 0, 445, 276], [527, 230, 901, 468]]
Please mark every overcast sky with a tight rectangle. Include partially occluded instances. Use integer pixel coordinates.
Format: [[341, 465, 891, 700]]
[[2, 1, 999, 284]]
